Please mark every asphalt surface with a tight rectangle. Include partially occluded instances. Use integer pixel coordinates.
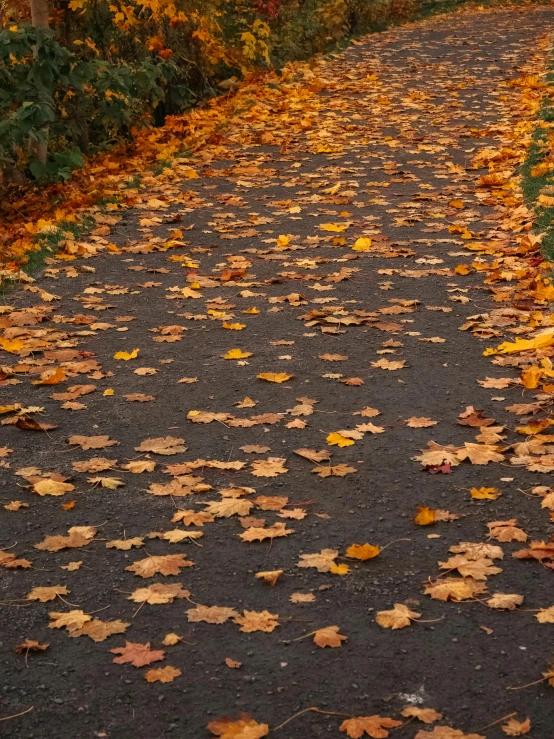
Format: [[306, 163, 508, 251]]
[[2, 6, 554, 738]]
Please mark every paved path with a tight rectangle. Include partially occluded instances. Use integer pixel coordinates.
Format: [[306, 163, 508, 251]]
[[2, 7, 554, 737]]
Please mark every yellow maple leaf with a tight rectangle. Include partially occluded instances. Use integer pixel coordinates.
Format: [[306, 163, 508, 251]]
[[454, 264, 471, 275], [0, 338, 24, 353], [223, 349, 252, 359], [319, 223, 349, 232], [470, 487, 500, 500], [32, 367, 66, 385], [484, 333, 554, 356], [257, 372, 293, 383], [222, 322, 246, 330], [413, 506, 436, 525], [114, 348, 139, 360], [326, 432, 355, 447], [521, 366, 543, 389], [330, 563, 349, 575], [352, 237, 372, 251], [346, 543, 380, 560]]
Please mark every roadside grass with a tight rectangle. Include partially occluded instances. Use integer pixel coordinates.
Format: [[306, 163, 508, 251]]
[[522, 67, 554, 261], [0, 215, 95, 295]]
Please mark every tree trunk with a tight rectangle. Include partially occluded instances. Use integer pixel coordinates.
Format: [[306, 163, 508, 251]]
[[29, 0, 49, 166], [29, 0, 49, 29]]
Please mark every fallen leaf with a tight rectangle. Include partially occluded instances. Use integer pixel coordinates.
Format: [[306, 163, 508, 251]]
[[67, 435, 118, 450], [240, 522, 294, 542], [401, 706, 442, 723], [125, 554, 193, 578], [111, 642, 165, 667], [145, 665, 181, 683], [15, 639, 49, 655], [162, 633, 182, 646], [128, 583, 190, 605], [32, 479, 74, 497], [207, 714, 269, 738], [470, 487, 500, 500], [187, 605, 239, 624], [313, 625, 347, 648], [502, 717, 531, 736], [114, 348, 139, 360], [326, 432, 355, 447], [257, 372, 293, 383], [347, 543, 380, 561], [223, 349, 252, 359], [233, 610, 279, 633], [69, 618, 130, 642], [135, 436, 186, 455], [406, 417, 438, 428], [250, 457, 288, 477], [27, 585, 70, 602], [340, 715, 402, 738], [255, 570, 283, 586], [376, 603, 421, 629], [297, 549, 338, 573]]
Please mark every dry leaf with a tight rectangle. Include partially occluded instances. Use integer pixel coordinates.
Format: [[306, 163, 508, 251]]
[[135, 436, 186, 455], [27, 585, 69, 602], [128, 583, 190, 605], [313, 625, 347, 648], [340, 715, 402, 738], [240, 522, 294, 542], [69, 618, 130, 642], [111, 642, 165, 667], [15, 639, 49, 655], [401, 706, 442, 723], [233, 610, 279, 633], [406, 417, 437, 428], [250, 457, 288, 477], [187, 605, 239, 624], [255, 570, 283, 586], [204, 499, 253, 517], [346, 543, 380, 561], [376, 603, 421, 629], [35, 526, 96, 552], [145, 665, 181, 683], [68, 435, 118, 450], [290, 592, 316, 604], [257, 372, 293, 383], [162, 633, 182, 646], [502, 718, 531, 736], [486, 593, 523, 610], [297, 549, 338, 573], [33, 479, 74, 496], [424, 578, 486, 602], [125, 554, 193, 578], [106, 537, 144, 550], [207, 714, 269, 738]]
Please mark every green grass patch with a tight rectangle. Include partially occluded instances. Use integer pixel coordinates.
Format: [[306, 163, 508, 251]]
[[521, 59, 554, 262], [0, 215, 95, 295]]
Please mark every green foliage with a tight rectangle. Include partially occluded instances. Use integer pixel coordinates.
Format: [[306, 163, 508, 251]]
[[0, 24, 178, 180]]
